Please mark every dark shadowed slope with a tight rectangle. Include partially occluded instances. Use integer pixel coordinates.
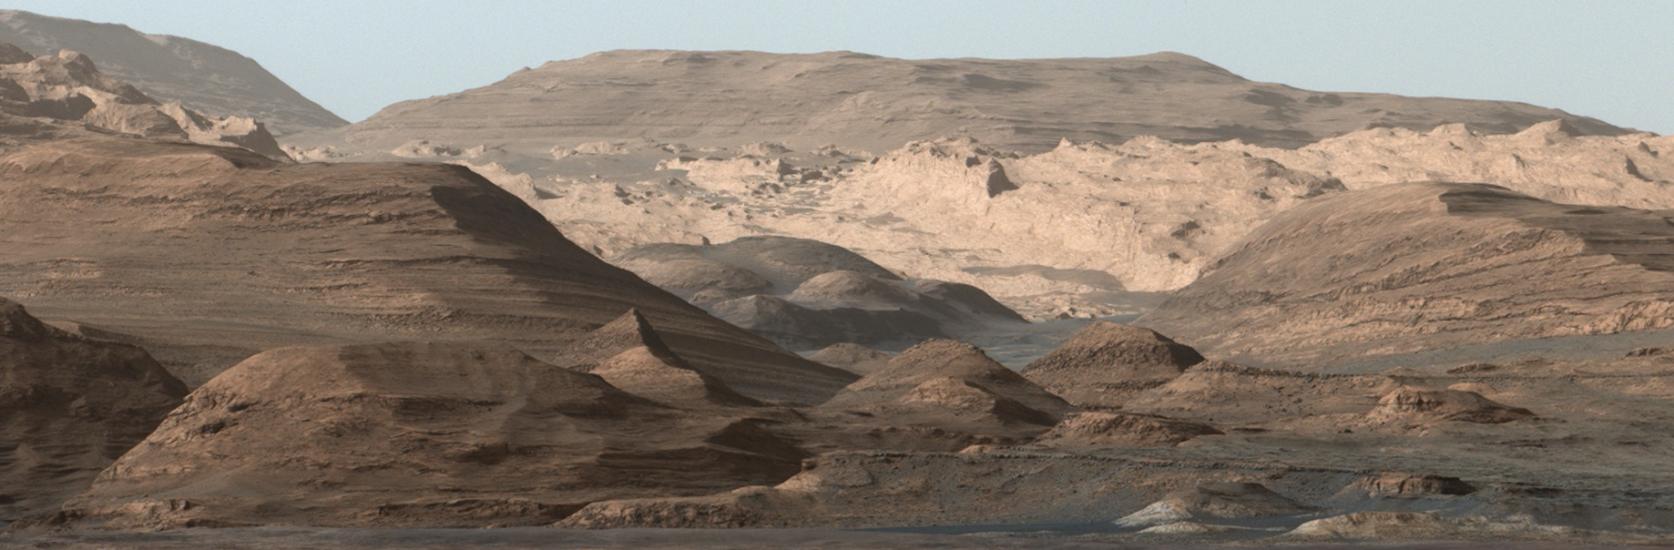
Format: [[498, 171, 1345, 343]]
[[0, 298, 186, 522]]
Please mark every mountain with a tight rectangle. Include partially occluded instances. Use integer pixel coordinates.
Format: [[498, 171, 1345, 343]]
[[299, 49, 1628, 154], [0, 10, 345, 134], [0, 48, 854, 404], [1141, 182, 1674, 367]]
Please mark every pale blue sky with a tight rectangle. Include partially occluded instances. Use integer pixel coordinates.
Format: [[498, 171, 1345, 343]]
[[8, 0, 1670, 132]]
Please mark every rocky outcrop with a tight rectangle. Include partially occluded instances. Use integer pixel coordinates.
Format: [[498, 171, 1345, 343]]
[[1252, 122, 1674, 209], [1344, 473, 1476, 498], [0, 10, 345, 134], [0, 45, 287, 159], [0, 298, 187, 521], [550, 309, 671, 370], [1143, 182, 1674, 366], [68, 342, 807, 528], [1022, 321, 1204, 407]]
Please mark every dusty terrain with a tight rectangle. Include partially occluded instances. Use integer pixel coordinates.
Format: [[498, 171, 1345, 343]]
[[1, 30, 1673, 547]]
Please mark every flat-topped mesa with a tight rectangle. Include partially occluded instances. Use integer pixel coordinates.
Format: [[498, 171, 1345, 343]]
[[1142, 182, 1674, 366], [1022, 321, 1205, 407], [67, 342, 807, 529], [0, 297, 187, 522], [325, 49, 1627, 155]]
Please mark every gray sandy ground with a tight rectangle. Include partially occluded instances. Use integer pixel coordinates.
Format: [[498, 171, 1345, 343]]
[[3, 527, 1664, 549]]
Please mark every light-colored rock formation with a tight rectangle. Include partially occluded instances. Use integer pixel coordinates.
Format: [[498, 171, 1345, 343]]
[[67, 342, 806, 528], [0, 298, 187, 521], [1142, 182, 1674, 367], [0, 45, 286, 159], [0, 10, 345, 134], [1252, 122, 1674, 209], [1287, 512, 1569, 540]]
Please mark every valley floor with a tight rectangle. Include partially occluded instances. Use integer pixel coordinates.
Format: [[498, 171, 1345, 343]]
[[2, 527, 1667, 549]]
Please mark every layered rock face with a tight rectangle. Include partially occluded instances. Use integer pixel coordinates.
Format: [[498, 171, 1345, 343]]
[[0, 44, 286, 159], [0, 10, 345, 134], [70, 342, 806, 528], [0, 298, 186, 522], [1142, 182, 1674, 367], [0, 53, 853, 404], [303, 49, 1625, 154]]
